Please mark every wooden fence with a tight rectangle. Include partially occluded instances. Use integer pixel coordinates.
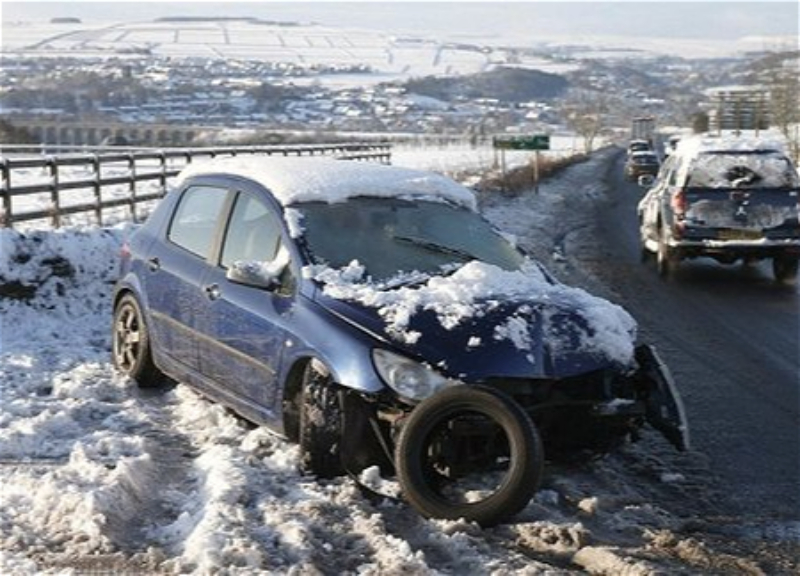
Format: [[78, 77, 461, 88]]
[[0, 142, 391, 229]]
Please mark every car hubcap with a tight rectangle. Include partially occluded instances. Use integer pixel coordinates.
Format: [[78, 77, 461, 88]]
[[114, 304, 141, 372]]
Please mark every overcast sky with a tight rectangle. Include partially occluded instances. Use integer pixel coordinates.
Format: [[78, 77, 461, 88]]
[[2, 1, 798, 41]]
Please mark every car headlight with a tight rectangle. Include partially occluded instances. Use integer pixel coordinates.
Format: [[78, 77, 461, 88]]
[[372, 349, 458, 402]]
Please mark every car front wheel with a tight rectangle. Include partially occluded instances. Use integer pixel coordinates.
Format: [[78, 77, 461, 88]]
[[112, 294, 163, 387], [395, 386, 544, 526], [299, 362, 344, 479]]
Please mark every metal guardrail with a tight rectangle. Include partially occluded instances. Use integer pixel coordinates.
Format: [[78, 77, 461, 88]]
[[0, 142, 392, 229]]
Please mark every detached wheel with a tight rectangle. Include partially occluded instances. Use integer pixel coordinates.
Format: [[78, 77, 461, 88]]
[[395, 386, 544, 527], [299, 362, 344, 479], [773, 256, 799, 284], [112, 294, 163, 387]]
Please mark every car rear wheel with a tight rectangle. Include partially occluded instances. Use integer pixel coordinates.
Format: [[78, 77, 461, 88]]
[[112, 294, 163, 387], [657, 226, 675, 278], [395, 386, 544, 526], [299, 362, 344, 479], [773, 256, 799, 284]]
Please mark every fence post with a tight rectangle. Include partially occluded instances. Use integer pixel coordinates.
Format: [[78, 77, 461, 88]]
[[158, 151, 168, 201], [47, 156, 61, 228], [128, 153, 137, 222], [1, 158, 11, 228], [92, 154, 102, 225]]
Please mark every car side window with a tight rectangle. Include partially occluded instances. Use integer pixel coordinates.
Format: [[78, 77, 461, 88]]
[[168, 186, 229, 259], [220, 193, 282, 269]]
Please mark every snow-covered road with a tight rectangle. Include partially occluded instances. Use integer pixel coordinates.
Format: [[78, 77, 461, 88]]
[[1, 148, 796, 574]]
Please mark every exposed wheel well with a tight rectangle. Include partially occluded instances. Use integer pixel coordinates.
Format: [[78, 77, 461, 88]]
[[113, 288, 133, 309]]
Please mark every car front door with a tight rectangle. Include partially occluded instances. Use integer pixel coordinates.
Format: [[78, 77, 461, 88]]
[[195, 189, 294, 421], [145, 184, 230, 377]]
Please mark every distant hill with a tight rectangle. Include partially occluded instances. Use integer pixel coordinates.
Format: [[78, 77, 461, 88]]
[[403, 67, 569, 103]]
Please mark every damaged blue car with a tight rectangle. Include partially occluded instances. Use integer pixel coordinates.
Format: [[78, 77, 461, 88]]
[[113, 156, 689, 526]]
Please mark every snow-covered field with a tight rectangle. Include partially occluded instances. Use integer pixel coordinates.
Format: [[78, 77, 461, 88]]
[[2, 16, 789, 75], [0, 18, 578, 86], [0, 146, 796, 574]]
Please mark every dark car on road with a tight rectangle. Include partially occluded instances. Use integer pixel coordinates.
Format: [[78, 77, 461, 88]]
[[625, 151, 661, 182], [638, 136, 800, 281], [113, 156, 688, 525]]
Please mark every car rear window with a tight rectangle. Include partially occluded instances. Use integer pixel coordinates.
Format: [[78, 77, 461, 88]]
[[687, 152, 800, 189]]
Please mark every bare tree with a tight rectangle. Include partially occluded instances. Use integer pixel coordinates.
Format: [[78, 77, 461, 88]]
[[560, 89, 611, 154], [768, 58, 800, 163], [750, 49, 800, 163]]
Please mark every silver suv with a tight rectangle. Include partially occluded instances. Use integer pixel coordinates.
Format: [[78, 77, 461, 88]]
[[638, 136, 800, 282]]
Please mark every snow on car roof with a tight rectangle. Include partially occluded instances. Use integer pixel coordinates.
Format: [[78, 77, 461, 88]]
[[175, 156, 477, 210], [674, 135, 787, 159]]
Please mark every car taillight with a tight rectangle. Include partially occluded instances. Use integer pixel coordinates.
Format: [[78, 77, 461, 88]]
[[671, 189, 688, 218]]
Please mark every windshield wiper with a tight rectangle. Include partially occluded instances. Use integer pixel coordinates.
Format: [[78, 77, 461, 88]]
[[392, 235, 478, 262]]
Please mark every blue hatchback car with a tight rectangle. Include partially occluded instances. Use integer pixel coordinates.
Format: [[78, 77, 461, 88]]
[[113, 156, 688, 525]]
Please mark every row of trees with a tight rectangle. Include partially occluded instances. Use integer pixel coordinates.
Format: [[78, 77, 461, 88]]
[[561, 50, 799, 161]]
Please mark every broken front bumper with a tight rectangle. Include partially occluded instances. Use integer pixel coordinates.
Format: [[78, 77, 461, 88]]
[[635, 344, 691, 451]]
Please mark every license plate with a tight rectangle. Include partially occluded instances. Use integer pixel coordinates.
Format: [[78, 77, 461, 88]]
[[717, 229, 763, 241]]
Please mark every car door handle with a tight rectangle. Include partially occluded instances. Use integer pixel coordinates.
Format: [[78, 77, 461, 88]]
[[204, 283, 221, 301], [147, 257, 161, 272]]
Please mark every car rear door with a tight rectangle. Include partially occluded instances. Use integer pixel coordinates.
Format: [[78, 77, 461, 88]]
[[194, 188, 293, 420], [144, 184, 230, 376]]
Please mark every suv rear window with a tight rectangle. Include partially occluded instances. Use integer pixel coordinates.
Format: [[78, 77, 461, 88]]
[[687, 152, 799, 189]]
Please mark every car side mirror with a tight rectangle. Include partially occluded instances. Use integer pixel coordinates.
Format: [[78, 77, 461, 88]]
[[638, 174, 655, 188], [226, 246, 290, 290], [226, 261, 281, 290]]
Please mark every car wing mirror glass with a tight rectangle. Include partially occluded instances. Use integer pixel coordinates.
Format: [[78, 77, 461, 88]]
[[638, 174, 655, 188], [226, 245, 290, 290]]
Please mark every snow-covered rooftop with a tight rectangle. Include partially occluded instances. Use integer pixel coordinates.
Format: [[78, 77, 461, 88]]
[[175, 156, 478, 209]]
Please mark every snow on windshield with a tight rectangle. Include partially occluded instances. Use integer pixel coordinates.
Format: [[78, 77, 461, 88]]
[[308, 259, 637, 367], [176, 156, 477, 210]]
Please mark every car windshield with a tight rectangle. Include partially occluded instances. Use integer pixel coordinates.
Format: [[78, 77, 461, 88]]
[[294, 196, 525, 282], [687, 152, 800, 189]]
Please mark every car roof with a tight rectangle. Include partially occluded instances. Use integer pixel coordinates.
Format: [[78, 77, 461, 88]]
[[674, 135, 787, 159], [175, 156, 477, 210]]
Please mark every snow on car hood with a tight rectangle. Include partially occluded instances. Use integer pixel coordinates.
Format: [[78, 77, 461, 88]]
[[308, 260, 638, 379]]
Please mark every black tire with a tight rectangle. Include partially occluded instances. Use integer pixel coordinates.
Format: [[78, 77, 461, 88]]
[[395, 386, 544, 527], [773, 256, 799, 284], [299, 362, 344, 479], [112, 293, 163, 387], [656, 225, 675, 278]]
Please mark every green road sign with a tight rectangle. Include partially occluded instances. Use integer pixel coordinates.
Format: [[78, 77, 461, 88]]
[[493, 135, 550, 151]]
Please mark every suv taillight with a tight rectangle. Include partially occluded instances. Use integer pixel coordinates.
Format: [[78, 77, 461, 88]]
[[671, 188, 688, 218]]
